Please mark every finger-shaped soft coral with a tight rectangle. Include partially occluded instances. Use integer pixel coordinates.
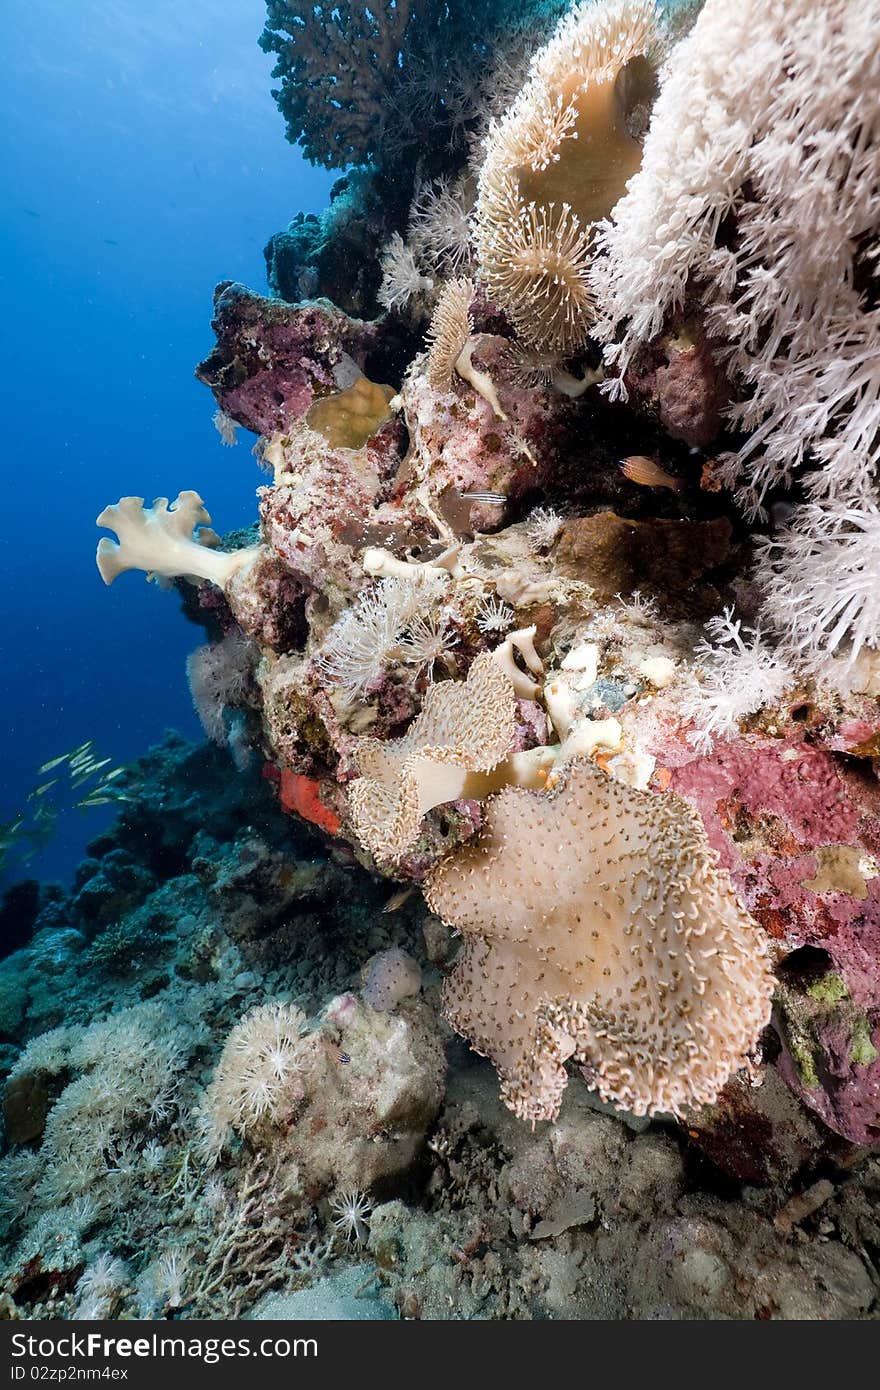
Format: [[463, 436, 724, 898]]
[[96, 492, 258, 590]]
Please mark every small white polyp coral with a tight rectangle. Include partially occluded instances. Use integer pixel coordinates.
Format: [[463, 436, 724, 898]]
[[378, 232, 434, 312], [425, 757, 774, 1123], [317, 573, 450, 699], [96, 492, 257, 590], [408, 175, 474, 276], [328, 1187, 372, 1246], [196, 1000, 308, 1164]]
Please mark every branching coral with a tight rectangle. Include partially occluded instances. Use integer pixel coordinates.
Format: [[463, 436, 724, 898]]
[[143, 1158, 305, 1319], [473, 0, 664, 352], [260, 0, 564, 170], [260, 0, 419, 168], [96, 494, 258, 590], [425, 757, 774, 1122]]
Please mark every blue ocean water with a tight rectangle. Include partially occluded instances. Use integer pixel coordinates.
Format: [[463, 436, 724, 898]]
[[0, 0, 334, 886]]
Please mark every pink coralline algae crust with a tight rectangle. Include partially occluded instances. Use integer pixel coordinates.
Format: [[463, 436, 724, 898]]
[[826, 718, 880, 758], [666, 733, 880, 1144], [402, 336, 568, 528], [511, 698, 550, 753], [670, 739, 865, 860], [258, 423, 418, 603], [775, 997, 880, 1148], [196, 281, 380, 436], [623, 323, 730, 450]]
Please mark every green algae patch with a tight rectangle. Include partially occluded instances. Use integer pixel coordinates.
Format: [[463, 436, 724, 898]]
[[850, 1017, 879, 1068], [787, 1031, 820, 1089], [807, 972, 848, 1008]]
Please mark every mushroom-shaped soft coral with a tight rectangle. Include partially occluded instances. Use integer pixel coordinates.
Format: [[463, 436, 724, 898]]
[[473, 0, 663, 353], [347, 651, 518, 866], [425, 757, 774, 1124], [96, 492, 259, 590], [424, 277, 507, 420]]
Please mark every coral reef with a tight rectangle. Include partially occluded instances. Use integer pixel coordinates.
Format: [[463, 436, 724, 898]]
[[195, 283, 382, 438], [7, 0, 875, 1323], [2, 737, 877, 1321], [259, 1, 566, 172]]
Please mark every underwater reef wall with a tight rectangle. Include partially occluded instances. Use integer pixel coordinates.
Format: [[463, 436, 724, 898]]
[[3, 0, 879, 1321], [98, 0, 880, 1155]]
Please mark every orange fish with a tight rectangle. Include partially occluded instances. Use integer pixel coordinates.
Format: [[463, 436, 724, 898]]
[[621, 456, 683, 492]]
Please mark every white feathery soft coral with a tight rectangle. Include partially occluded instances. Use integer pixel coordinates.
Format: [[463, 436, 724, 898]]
[[212, 408, 238, 447], [474, 594, 514, 636], [96, 492, 258, 590], [680, 607, 794, 752], [754, 501, 880, 674], [591, 0, 880, 519], [74, 1254, 130, 1319], [397, 611, 459, 680], [377, 232, 434, 312]]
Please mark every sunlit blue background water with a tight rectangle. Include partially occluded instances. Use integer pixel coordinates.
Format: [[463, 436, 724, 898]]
[[0, 0, 334, 885]]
